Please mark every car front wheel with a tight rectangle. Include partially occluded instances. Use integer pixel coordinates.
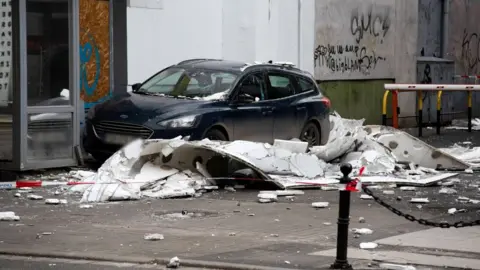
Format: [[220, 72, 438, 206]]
[[300, 122, 321, 147], [203, 128, 228, 141]]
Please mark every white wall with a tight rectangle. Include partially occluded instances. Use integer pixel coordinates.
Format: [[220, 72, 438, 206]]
[[126, 0, 315, 84]]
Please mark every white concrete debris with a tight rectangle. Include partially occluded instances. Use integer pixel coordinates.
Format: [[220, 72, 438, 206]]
[[312, 202, 329, 208], [379, 263, 417, 270], [440, 143, 480, 168], [400, 186, 416, 191], [360, 194, 373, 200], [0, 211, 20, 221], [258, 193, 278, 203], [359, 242, 378, 249], [45, 198, 67, 205], [69, 114, 466, 202], [446, 118, 480, 131], [167, 256, 180, 268], [352, 228, 373, 235], [439, 187, 457, 194], [144, 233, 164, 241], [409, 198, 429, 204], [27, 194, 43, 200], [14, 193, 21, 198], [79, 204, 93, 209]]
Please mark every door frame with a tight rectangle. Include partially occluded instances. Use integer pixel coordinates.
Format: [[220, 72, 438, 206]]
[[17, 0, 80, 170]]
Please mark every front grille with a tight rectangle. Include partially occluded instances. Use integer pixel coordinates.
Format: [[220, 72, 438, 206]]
[[93, 121, 153, 139]]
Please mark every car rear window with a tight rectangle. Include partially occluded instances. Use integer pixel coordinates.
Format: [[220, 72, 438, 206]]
[[296, 77, 316, 93]]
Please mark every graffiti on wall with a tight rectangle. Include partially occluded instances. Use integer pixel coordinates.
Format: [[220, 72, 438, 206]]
[[314, 0, 394, 80], [79, 0, 110, 109], [461, 29, 480, 74]]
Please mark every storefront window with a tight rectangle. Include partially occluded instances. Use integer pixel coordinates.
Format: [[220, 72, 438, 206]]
[[0, 0, 13, 161], [27, 0, 70, 106]]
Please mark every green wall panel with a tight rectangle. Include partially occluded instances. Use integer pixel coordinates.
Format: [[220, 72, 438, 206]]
[[319, 80, 394, 125]]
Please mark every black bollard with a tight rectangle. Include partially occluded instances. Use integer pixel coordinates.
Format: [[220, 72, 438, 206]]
[[331, 163, 353, 270]]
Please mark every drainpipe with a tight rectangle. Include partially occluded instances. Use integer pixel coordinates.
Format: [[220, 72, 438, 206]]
[[297, 0, 302, 68], [440, 0, 449, 58]]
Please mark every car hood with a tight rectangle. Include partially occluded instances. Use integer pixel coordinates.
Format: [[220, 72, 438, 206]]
[[94, 93, 217, 122]]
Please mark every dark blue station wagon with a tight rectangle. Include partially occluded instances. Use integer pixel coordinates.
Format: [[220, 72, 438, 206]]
[[83, 59, 331, 162]]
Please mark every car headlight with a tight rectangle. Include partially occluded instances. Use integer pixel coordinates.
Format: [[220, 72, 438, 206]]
[[157, 115, 198, 128]]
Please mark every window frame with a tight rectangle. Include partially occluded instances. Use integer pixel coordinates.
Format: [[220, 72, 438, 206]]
[[230, 70, 268, 103], [264, 70, 301, 101]]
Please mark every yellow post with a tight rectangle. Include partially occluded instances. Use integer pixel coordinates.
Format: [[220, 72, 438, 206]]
[[382, 90, 390, 126], [468, 91, 473, 132], [417, 91, 423, 137], [436, 91, 443, 134]]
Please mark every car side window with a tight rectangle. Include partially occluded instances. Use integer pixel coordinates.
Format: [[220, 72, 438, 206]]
[[296, 77, 316, 93], [266, 73, 296, 100], [236, 73, 266, 101]]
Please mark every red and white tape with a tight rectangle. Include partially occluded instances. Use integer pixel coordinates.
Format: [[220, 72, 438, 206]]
[[0, 167, 366, 191]]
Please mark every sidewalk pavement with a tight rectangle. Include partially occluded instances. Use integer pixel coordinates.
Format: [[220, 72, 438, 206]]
[[1, 182, 479, 270]]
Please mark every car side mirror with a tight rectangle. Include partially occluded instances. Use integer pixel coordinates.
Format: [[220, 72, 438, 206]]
[[131, 83, 142, 92], [235, 93, 256, 104]]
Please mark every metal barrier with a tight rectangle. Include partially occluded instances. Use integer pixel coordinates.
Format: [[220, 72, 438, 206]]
[[382, 84, 480, 136]]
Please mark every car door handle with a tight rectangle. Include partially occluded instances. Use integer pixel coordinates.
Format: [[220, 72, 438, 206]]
[[296, 106, 306, 111]]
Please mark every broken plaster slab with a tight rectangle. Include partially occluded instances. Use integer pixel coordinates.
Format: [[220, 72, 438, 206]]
[[365, 125, 470, 170]]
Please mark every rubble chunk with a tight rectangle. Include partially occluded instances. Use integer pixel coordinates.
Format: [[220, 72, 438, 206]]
[[400, 186, 416, 191], [167, 256, 180, 268], [358, 217, 366, 223], [144, 233, 164, 241], [0, 211, 20, 221], [27, 194, 43, 200], [352, 228, 373, 235], [382, 190, 395, 195], [409, 198, 429, 203], [45, 198, 67, 205], [257, 193, 277, 203], [359, 242, 378, 249], [439, 187, 457, 194], [360, 194, 373, 200], [312, 202, 329, 208], [379, 263, 416, 270]]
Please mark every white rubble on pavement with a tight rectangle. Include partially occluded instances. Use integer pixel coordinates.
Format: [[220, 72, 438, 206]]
[[0, 211, 20, 221], [144, 233, 164, 241], [439, 143, 480, 168], [167, 256, 180, 268], [69, 113, 467, 202], [359, 242, 378, 249], [312, 202, 329, 208], [445, 118, 480, 131]]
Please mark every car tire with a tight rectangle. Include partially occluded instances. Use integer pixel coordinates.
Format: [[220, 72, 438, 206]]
[[204, 128, 228, 141], [300, 121, 321, 147]]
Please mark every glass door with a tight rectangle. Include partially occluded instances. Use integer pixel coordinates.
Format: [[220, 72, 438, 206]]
[[21, 0, 79, 169]]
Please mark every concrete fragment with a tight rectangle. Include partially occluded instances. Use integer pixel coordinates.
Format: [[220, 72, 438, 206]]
[[400, 186, 416, 191], [45, 198, 67, 205], [14, 193, 21, 198], [360, 194, 373, 200], [352, 228, 373, 235], [27, 194, 43, 200], [258, 193, 277, 203], [359, 242, 378, 249], [409, 198, 429, 203], [79, 204, 93, 209], [383, 190, 395, 195], [311, 202, 329, 208], [144, 233, 164, 241], [167, 256, 180, 268], [379, 263, 416, 270], [0, 211, 20, 221], [358, 217, 366, 223], [273, 139, 308, 153], [439, 187, 457, 194]]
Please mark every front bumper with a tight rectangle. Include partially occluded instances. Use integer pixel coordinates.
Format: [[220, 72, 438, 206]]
[[83, 120, 205, 157]]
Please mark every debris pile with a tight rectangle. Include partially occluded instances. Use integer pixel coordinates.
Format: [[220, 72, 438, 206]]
[[68, 113, 469, 202]]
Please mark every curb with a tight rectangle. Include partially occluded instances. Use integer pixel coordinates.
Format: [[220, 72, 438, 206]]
[[0, 249, 300, 270]]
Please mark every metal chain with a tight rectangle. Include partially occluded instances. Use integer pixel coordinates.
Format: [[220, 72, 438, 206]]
[[362, 185, 480, 228]]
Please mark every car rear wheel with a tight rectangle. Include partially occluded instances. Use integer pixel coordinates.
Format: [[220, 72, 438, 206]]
[[204, 128, 228, 141], [300, 122, 321, 147]]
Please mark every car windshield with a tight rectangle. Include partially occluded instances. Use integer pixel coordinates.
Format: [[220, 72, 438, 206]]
[[137, 67, 238, 98]]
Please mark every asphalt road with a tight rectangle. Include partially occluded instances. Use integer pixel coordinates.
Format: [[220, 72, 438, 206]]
[[0, 255, 209, 270]]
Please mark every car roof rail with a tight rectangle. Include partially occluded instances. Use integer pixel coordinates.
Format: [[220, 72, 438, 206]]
[[244, 60, 302, 72], [177, 58, 219, 65]]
